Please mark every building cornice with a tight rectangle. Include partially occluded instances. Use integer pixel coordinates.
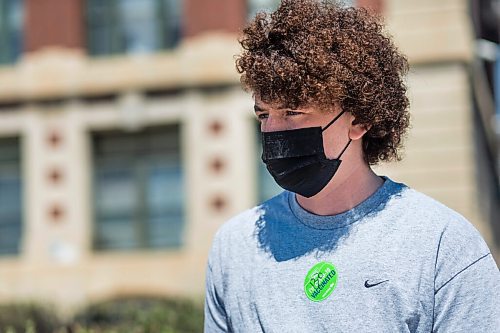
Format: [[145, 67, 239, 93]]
[[0, 33, 241, 103]]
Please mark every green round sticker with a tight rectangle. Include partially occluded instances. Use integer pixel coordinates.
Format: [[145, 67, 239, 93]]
[[304, 262, 338, 302]]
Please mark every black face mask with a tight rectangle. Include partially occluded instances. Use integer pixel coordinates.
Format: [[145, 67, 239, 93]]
[[261, 111, 352, 198]]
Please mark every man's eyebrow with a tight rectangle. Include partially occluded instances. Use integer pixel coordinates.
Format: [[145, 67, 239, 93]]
[[254, 104, 294, 112], [254, 104, 266, 112]]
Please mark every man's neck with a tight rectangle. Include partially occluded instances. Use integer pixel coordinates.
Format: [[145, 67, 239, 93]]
[[295, 166, 384, 216]]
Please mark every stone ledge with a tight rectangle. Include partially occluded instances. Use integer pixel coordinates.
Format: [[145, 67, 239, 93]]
[[0, 32, 242, 103]]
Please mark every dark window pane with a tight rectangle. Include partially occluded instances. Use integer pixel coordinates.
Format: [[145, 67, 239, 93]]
[[146, 164, 183, 248], [247, 0, 355, 19], [87, 0, 181, 56], [0, 225, 21, 255], [338, 0, 355, 7], [95, 167, 136, 215], [247, 0, 280, 19], [0, 137, 22, 256], [95, 219, 137, 249], [160, 0, 182, 47], [119, 0, 159, 54], [87, 2, 121, 55], [0, 0, 24, 64], [92, 125, 184, 251], [88, 26, 115, 55]]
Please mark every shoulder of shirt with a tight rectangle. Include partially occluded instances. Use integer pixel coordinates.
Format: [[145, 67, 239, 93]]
[[401, 186, 466, 221], [391, 180, 489, 252], [384, 180, 493, 284], [212, 191, 288, 245], [387, 180, 466, 224]]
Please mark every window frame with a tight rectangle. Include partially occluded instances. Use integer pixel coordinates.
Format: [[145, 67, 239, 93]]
[[91, 124, 185, 252], [0, 0, 24, 65], [86, 0, 182, 57], [0, 136, 23, 256]]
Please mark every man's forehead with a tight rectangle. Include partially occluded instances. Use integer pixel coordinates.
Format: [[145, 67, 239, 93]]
[[253, 96, 303, 110], [254, 101, 291, 110], [254, 98, 334, 112]]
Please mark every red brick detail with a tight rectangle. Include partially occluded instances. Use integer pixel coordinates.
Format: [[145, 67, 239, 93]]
[[25, 0, 85, 52], [208, 120, 224, 136], [356, 0, 384, 14], [210, 195, 227, 212], [48, 168, 63, 184], [209, 157, 226, 174], [47, 131, 62, 148], [183, 0, 246, 37], [49, 204, 64, 222]]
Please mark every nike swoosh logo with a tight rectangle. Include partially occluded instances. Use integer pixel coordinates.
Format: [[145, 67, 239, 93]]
[[364, 279, 389, 288]]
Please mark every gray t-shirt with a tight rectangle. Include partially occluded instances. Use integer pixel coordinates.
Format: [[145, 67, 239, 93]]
[[204, 177, 500, 332]]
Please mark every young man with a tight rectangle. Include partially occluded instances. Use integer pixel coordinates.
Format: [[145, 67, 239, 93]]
[[204, 1, 500, 332]]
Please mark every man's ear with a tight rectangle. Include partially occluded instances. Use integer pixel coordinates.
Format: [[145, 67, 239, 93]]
[[348, 117, 371, 141]]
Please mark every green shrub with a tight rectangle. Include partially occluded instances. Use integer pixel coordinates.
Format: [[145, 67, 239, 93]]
[[0, 303, 61, 333], [70, 296, 204, 333], [0, 296, 204, 333]]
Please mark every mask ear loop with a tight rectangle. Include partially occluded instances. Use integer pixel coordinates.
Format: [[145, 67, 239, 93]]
[[321, 110, 346, 132], [337, 138, 352, 159]]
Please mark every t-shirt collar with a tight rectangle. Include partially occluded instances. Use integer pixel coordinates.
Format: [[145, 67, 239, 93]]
[[287, 176, 405, 230]]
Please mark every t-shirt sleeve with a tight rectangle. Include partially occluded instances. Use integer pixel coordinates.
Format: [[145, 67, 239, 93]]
[[432, 218, 500, 333], [204, 231, 229, 333]]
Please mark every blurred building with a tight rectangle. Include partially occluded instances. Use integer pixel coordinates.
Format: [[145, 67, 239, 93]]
[[376, 0, 500, 262], [0, 0, 497, 313]]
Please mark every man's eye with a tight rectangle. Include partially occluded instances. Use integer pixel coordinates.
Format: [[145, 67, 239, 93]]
[[286, 110, 302, 116], [257, 113, 269, 120]]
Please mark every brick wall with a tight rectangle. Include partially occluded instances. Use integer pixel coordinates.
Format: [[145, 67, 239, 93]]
[[23, 0, 382, 53], [357, 0, 385, 14], [25, 0, 85, 52], [183, 0, 246, 37]]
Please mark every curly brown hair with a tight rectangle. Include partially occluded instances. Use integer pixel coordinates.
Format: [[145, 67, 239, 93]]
[[235, 0, 410, 165]]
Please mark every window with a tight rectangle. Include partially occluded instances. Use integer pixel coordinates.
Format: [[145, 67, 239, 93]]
[[248, 0, 355, 19], [0, 137, 22, 255], [255, 122, 282, 203], [92, 125, 184, 251], [338, 0, 355, 7], [87, 0, 181, 56], [247, 0, 280, 19], [0, 0, 24, 65]]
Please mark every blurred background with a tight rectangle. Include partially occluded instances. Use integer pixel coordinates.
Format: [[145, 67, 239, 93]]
[[0, 0, 498, 331]]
